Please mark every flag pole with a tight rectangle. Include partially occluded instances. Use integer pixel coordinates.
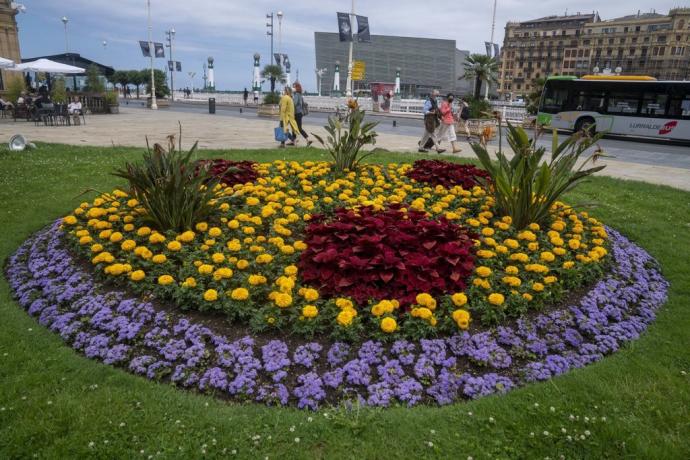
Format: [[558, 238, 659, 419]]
[[485, 0, 497, 100], [148, 0, 158, 110], [345, 0, 354, 97]]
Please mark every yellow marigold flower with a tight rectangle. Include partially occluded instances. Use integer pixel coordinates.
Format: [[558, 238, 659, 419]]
[[152, 254, 167, 264], [203, 289, 218, 301], [302, 288, 319, 302], [284, 265, 298, 276], [195, 222, 208, 232], [544, 276, 558, 284], [488, 293, 505, 306], [280, 245, 295, 255], [256, 254, 273, 264], [452, 309, 471, 329], [593, 246, 608, 258], [475, 266, 492, 278], [302, 305, 319, 318], [123, 224, 135, 232], [79, 236, 93, 245], [213, 268, 233, 280], [158, 275, 174, 285], [517, 230, 537, 242], [109, 232, 123, 243], [126, 199, 139, 208], [98, 229, 112, 240], [553, 247, 567, 256], [226, 240, 242, 251], [137, 226, 152, 237], [415, 293, 434, 307], [182, 277, 197, 288], [532, 282, 545, 292], [336, 298, 354, 310], [501, 216, 512, 224], [451, 292, 468, 307], [522, 293, 533, 301], [231, 288, 250, 301], [149, 232, 166, 244], [91, 243, 104, 253], [527, 242, 539, 251], [248, 274, 267, 285], [411, 307, 433, 320], [236, 259, 249, 270], [105, 263, 126, 276], [540, 251, 555, 262], [178, 231, 196, 242], [227, 219, 241, 229], [167, 241, 182, 252], [481, 227, 495, 237], [208, 227, 222, 238], [211, 253, 225, 264], [337, 309, 354, 327], [551, 221, 565, 232], [502, 276, 522, 287], [528, 223, 540, 231], [198, 264, 214, 275], [274, 293, 292, 308], [246, 197, 260, 206], [568, 239, 581, 250], [63, 215, 78, 225], [380, 317, 398, 333], [505, 265, 519, 275], [130, 270, 145, 281]]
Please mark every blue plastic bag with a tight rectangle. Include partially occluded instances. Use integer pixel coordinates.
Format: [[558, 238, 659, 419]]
[[274, 125, 287, 142]]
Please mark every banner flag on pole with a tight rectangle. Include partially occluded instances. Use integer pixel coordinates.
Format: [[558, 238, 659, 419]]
[[337, 12, 352, 42], [493, 43, 500, 59], [168, 60, 174, 71], [273, 53, 282, 67], [484, 41, 492, 57], [356, 15, 370, 42], [283, 55, 291, 72], [139, 41, 151, 57], [154, 43, 165, 58], [176, 61, 182, 72]]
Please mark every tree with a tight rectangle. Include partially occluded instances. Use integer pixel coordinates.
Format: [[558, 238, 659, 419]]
[[84, 64, 105, 93], [51, 77, 67, 103], [128, 70, 144, 98], [260, 64, 286, 94], [6, 74, 26, 103], [462, 54, 499, 99], [110, 70, 131, 97], [144, 68, 170, 98], [526, 77, 547, 115]]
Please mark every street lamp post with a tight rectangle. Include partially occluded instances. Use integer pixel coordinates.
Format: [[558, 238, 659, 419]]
[[61, 16, 69, 53], [147, 0, 157, 110], [345, 0, 355, 97], [166, 27, 176, 101], [266, 13, 274, 65], [277, 11, 283, 59]]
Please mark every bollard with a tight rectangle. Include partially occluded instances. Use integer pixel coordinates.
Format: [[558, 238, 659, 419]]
[[393, 120, 397, 127], [209, 97, 216, 114], [240, 108, 243, 114]]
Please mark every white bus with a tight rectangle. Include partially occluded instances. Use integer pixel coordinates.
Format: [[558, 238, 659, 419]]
[[537, 75, 690, 141]]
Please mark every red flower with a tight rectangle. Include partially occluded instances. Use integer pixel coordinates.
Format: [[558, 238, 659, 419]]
[[406, 160, 490, 189], [197, 159, 258, 187], [298, 205, 476, 308]]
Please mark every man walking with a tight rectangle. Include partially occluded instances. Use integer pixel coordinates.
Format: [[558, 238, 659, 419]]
[[418, 89, 445, 153], [243, 88, 249, 106]]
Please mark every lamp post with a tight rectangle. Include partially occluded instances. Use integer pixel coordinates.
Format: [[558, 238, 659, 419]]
[[61, 16, 69, 53], [315, 67, 327, 96], [345, 0, 355, 97], [165, 27, 175, 101], [266, 13, 274, 65], [277, 11, 283, 59], [146, 0, 157, 109]]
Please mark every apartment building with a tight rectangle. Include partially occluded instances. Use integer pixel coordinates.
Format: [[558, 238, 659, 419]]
[[499, 8, 690, 100]]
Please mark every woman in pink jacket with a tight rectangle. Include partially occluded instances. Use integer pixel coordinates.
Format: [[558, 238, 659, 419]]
[[437, 93, 462, 153]]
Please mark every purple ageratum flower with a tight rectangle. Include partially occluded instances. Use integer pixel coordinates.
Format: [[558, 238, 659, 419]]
[[366, 382, 395, 407], [199, 367, 228, 391], [327, 342, 351, 367], [391, 339, 417, 365], [523, 362, 552, 382], [564, 328, 584, 347], [413, 356, 436, 380], [426, 368, 462, 405], [294, 372, 325, 410], [322, 368, 345, 388], [358, 340, 384, 365], [293, 343, 323, 369], [377, 359, 405, 385], [343, 359, 372, 386], [394, 377, 424, 407], [84, 333, 111, 358], [594, 334, 619, 354], [261, 340, 291, 378], [129, 355, 156, 375], [255, 383, 289, 406], [160, 339, 188, 361], [104, 344, 130, 364], [544, 355, 570, 376], [146, 360, 172, 380], [462, 373, 514, 399], [420, 339, 448, 366]]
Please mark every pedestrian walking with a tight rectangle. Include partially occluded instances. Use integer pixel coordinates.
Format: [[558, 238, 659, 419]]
[[292, 82, 313, 147], [243, 87, 249, 106], [457, 98, 472, 141], [278, 86, 300, 148], [437, 93, 462, 153], [253, 90, 259, 104], [418, 89, 445, 153]]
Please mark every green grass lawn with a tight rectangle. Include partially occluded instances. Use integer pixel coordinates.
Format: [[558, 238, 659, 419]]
[[1, 144, 689, 459]]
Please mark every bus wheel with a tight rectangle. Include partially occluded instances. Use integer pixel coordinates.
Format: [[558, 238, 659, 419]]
[[574, 117, 596, 135]]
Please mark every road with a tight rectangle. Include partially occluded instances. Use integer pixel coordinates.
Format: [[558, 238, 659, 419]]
[[122, 99, 690, 170]]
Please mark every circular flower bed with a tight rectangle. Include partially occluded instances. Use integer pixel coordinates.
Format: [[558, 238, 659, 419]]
[[58, 160, 612, 340]]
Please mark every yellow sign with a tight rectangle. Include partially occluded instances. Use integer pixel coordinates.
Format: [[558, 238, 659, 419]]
[[352, 60, 366, 80]]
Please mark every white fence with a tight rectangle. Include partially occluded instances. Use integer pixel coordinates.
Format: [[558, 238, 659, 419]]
[[173, 91, 529, 123]]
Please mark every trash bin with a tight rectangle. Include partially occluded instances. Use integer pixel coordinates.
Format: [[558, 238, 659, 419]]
[[209, 97, 216, 114]]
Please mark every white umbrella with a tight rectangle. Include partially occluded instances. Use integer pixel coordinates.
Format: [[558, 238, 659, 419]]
[[0, 56, 14, 68], [9, 58, 84, 74]]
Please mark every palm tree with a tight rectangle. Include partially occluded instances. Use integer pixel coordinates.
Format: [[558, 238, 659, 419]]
[[526, 77, 547, 115], [463, 54, 499, 99], [260, 64, 286, 94]]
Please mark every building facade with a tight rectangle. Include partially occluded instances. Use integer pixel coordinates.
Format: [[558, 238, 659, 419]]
[[499, 8, 690, 100], [314, 32, 472, 98], [0, 0, 22, 92]]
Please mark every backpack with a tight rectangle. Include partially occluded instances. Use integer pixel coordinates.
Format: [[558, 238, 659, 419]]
[[302, 99, 309, 116], [460, 105, 470, 121]]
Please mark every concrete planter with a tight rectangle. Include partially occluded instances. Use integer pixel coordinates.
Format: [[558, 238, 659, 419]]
[[147, 98, 170, 109], [257, 104, 280, 118], [108, 104, 119, 114]]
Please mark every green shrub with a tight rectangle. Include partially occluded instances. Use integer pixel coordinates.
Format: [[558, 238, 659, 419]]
[[104, 90, 118, 105], [262, 92, 280, 105], [51, 78, 67, 103], [85, 64, 105, 93], [6, 75, 25, 103], [470, 124, 606, 229], [467, 97, 492, 119], [312, 107, 379, 172], [112, 134, 221, 232]]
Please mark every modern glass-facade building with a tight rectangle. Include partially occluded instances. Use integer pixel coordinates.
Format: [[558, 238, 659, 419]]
[[314, 32, 472, 98]]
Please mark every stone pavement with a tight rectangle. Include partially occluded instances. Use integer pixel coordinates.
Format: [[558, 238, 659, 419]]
[[1, 107, 688, 191]]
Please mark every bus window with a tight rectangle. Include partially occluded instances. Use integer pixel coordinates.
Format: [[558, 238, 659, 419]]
[[641, 92, 668, 117], [576, 91, 606, 113], [607, 92, 640, 115], [668, 94, 690, 119], [541, 84, 569, 113]]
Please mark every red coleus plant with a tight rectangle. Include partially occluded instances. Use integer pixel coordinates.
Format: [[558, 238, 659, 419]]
[[197, 159, 259, 187], [405, 159, 491, 189], [298, 205, 476, 308]]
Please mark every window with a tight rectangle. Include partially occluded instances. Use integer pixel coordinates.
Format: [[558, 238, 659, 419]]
[[609, 38, 615, 45], [641, 47, 648, 57], [632, 37, 638, 43], [635, 26, 641, 32], [641, 92, 668, 117], [644, 37, 650, 43], [629, 48, 636, 55], [658, 35, 667, 43], [668, 94, 690, 119], [607, 92, 640, 114], [575, 91, 606, 112], [541, 85, 569, 113], [624, 27, 629, 33]]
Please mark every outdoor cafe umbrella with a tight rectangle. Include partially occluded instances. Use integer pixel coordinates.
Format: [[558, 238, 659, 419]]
[[8, 58, 84, 74], [0, 56, 15, 68]]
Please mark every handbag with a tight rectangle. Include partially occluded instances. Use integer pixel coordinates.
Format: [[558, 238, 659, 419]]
[[274, 125, 287, 142]]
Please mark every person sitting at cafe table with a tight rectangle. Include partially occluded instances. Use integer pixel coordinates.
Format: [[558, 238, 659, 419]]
[[68, 97, 83, 125]]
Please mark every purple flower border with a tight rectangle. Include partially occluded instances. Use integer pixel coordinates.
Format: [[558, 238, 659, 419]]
[[5, 221, 669, 410]]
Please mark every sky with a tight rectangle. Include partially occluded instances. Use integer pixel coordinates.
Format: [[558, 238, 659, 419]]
[[13, 0, 684, 91]]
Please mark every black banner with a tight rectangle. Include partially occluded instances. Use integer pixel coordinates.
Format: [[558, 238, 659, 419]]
[[176, 61, 182, 72], [337, 12, 352, 42], [485, 41, 492, 57], [356, 15, 370, 42], [493, 43, 500, 59], [139, 41, 151, 57], [154, 42, 165, 58], [168, 60, 174, 71]]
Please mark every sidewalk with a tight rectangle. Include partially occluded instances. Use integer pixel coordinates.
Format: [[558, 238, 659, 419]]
[[1, 107, 688, 191]]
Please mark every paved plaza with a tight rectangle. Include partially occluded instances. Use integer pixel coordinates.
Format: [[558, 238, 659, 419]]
[[1, 106, 689, 191]]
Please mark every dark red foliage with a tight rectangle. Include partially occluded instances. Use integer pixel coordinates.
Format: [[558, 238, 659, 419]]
[[405, 160, 491, 189], [298, 205, 476, 308], [197, 159, 258, 186]]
